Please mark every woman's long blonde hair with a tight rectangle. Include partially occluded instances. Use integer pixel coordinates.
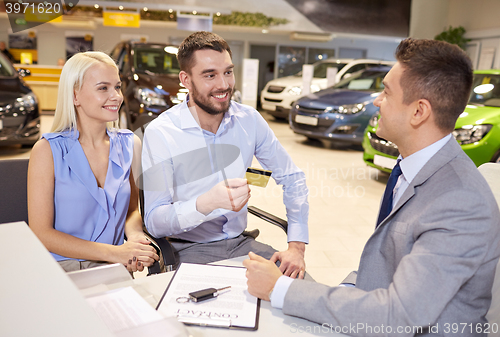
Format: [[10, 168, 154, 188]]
[[51, 51, 120, 133]]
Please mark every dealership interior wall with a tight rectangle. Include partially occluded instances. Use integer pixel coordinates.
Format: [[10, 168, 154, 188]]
[[2, 0, 500, 90], [411, 0, 500, 69], [0, 16, 401, 93]]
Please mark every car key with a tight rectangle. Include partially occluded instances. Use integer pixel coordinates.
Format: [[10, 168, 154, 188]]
[[189, 286, 231, 302]]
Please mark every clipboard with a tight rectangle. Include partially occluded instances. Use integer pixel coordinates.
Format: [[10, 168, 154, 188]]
[[156, 263, 260, 330]]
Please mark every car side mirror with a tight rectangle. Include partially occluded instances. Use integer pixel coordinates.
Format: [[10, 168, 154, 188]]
[[18, 68, 31, 78]]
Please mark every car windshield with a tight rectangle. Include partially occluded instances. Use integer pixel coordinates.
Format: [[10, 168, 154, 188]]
[[469, 74, 500, 107], [0, 52, 15, 77], [294, 62, 348, 78], [334, 69, 388, 91], [133, 46, 180, 75]]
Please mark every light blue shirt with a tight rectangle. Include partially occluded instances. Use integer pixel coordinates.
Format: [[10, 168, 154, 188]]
[[393, 134, 451, 207], [43, 129, 134, 262], [271, 134, 452, 309], [142, 99, 309, 243]]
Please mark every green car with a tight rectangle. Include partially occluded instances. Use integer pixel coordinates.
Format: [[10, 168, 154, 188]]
[[363, 70, 500, 173]]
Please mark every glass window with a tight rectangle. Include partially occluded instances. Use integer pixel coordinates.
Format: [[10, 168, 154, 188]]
[[335, 69, 389, 91], [277, 46, 306, 78], [0, 53, 15, 77], [117, 47, 128, 72], [312, 62, 347, 79], [295, 61, 348, 79], [133, 46, 180, 75], [121, 52, 130, 73], [110, 44, 123, 63], [307, 48, 335, 64], [469, 74, 500, 107], [342, 63, 367, 78]]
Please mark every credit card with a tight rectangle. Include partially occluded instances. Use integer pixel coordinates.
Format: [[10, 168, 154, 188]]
[[245, 167, 272, 187]]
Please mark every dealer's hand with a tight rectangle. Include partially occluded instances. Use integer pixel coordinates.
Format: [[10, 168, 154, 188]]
[[243, 252, 283, 301], [270, 241, 306, 279]]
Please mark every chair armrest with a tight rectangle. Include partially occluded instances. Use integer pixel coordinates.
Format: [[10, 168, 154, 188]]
[[247, 206, 288, 233], [143, 231, 176, 275], [139, 185, 176, 274]]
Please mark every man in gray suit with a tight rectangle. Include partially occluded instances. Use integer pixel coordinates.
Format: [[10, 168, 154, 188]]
[[244, 38, 500, 336]]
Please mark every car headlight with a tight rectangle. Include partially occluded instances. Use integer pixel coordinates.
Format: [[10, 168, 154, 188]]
[[338, 103, 366, 114], [134, 88, 167, 107], [452, 124, 492, 145], [288, 86, 302, 96], [14, 92, 38, 112], [369, 113, 380, 127]]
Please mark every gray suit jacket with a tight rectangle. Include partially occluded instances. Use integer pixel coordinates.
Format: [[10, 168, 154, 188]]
[[283, 139, 500, 336]]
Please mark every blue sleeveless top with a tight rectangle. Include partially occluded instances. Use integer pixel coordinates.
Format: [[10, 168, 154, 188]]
[[42, 129, 134, 262]]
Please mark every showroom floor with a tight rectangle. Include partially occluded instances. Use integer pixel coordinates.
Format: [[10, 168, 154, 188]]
[[0, 111, 388, 286]]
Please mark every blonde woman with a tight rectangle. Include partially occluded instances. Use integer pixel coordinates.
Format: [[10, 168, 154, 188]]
[[28, 51, 158, 272]]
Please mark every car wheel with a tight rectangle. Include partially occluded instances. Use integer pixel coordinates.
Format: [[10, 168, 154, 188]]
[[119, 107, 129, 130]]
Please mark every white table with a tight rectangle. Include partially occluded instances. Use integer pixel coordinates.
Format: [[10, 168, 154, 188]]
[[0, 222, 114, 337], [0, 221, 346, 337], [106, 257, 347, 337]]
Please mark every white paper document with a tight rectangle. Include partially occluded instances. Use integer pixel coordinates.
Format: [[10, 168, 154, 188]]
[[156, 263, 260, 330], [86, 287, 164, 333]]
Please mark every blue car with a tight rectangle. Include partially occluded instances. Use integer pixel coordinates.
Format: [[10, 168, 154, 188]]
[[289, 66, 391, 144]]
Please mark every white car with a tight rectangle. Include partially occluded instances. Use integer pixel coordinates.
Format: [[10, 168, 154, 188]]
[[260, 58, 395, 119]]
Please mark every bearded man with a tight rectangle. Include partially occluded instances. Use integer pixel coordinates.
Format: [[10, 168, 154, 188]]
[[142, 31, 309, 276]]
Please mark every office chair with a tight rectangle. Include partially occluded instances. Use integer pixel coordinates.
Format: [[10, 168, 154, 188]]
[[478, 163, 500, 335], [0, 158, 29, 224], [138, 188, 176, 275]]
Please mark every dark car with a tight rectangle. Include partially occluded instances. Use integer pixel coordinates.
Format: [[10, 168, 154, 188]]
[[289, 66, 391, 145], [0, 52, 40, 146], [110, 41, 186, 131]]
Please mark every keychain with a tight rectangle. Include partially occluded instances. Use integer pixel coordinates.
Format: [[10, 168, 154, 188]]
[[176, 286, 231, 303]]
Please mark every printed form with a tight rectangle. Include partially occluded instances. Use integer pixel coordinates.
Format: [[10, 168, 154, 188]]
[[156, 263, 260, 330], [86, 287, 163, 331]]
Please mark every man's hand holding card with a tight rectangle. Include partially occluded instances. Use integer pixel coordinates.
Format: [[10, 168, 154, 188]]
[[245, 167, 272, 187]]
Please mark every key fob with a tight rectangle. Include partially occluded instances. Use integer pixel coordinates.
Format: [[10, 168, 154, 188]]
[[189, 288, 217, 302]]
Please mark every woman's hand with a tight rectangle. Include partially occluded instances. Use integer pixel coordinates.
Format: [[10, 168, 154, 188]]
[[113, 238, 159, 272]]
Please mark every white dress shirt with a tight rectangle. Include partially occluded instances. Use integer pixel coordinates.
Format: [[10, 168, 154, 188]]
[[142, 98, 309, 244]]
